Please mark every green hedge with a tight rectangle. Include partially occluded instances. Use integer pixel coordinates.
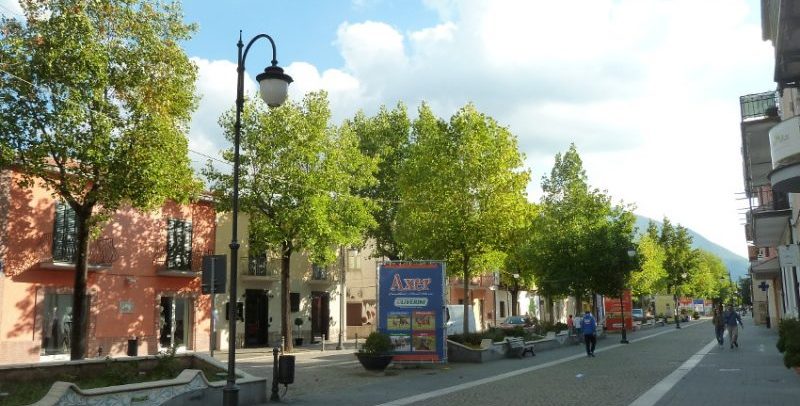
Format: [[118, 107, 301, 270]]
[[777, 318, 800, 368]]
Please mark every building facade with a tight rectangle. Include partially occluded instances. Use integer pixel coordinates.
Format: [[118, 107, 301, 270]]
[[0, 168, 215, 364], [740, 0, 800, 326]]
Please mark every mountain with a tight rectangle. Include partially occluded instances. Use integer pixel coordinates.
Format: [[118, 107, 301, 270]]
[[634, 215, 750, 281]]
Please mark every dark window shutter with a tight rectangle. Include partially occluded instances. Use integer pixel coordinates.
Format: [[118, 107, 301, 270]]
[[167, 219, 176, 269], [183, 221, 193, 269], [53, 202, 77, 263]]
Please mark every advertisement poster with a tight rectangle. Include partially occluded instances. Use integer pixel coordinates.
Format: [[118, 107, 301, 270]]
[[603, 289, 632, 331], [378, 262, 446, 363]]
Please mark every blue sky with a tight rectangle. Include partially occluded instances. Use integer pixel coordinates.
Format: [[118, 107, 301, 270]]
[[181, 1, 441, 71], [0, 0, 776, 259]]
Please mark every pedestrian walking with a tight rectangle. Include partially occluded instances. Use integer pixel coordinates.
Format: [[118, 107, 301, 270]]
[[712, 306, 725, 346], [567, 314, 574, 337], [581, 310, 597, 357], [724, 304, 743, 349]]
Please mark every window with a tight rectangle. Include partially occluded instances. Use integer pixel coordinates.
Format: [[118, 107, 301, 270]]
[[42, 293, 73, 355], [312, 264, 328, 280], [166, 219, 192, 270], [52, 202, 76, 263], [346, 303, 363, 326], [499, 301, 506, 318], [290, 292, 300, 312]]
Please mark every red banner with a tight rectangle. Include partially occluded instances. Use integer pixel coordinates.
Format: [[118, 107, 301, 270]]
[[603, 289, 633, 331]]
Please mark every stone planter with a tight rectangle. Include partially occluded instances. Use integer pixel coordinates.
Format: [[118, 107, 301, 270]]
[[446, 340, 506, 363], [0, 353, 266, 406], [354, 353, 394, 371]]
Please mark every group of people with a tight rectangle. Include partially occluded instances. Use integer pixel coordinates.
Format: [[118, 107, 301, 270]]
[[712, 305, 744, 348], [570, 304, 744, 358]]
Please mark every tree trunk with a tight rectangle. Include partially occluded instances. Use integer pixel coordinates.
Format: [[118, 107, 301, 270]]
[[281, 242, 293, 353], [575, 297, 583, 316], [511, 282, 519, 316], [70, 206, 92, 360], [462, 260, 470, 335]]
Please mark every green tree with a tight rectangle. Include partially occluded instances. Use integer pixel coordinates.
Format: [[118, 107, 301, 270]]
[[658, 218, 699, 318], [738, 276, 752, 306], [629, 233, 667, 296], [684, 250, 728, 299], [205, 91, 376, 353], [502, 202, 538, 316], [396, 103, 530, 334], [348, 104, 411, 260], [528, 144, 636, 313], [0, 0, 199, 360]]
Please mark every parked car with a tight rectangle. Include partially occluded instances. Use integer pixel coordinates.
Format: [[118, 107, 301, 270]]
[[499, 315, 533, 329], [631, 308, 645, 322]]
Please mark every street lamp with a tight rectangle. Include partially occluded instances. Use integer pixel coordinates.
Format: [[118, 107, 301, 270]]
[[225, 31, 293, 406], [674, 272, 687, 329], [620, 249, 636, 344]]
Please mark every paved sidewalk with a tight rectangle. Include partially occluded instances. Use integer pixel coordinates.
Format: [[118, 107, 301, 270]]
[[653, 316, 800, 406]]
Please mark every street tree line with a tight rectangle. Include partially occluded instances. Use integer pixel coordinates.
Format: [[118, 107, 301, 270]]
[[205, 93, 732, 336], [0, 0, 735, 358]]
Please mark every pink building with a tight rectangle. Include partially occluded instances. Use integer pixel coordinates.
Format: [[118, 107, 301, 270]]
[[0, 168, 215, 364]]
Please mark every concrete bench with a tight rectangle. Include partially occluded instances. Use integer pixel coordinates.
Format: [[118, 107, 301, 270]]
[[505, 337, 535, 358]]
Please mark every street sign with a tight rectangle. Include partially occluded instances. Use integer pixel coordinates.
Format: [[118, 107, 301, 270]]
[[758, 281, 770, 291], [202, 255, 227, 294]]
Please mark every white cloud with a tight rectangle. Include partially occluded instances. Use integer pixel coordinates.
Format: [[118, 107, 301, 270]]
[[188, 0, 771, 258], [0, 0, 23, 17]]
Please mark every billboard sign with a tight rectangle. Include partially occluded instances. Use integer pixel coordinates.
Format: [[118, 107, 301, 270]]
[[378, 262, 446, 363], [603, 289, 632, 331]]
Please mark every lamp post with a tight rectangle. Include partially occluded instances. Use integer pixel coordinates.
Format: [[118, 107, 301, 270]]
[[620, 249, 636, 344], [674, 272, 687, 329], [336, 246, 346, 350], [225, 31, 293, 406]]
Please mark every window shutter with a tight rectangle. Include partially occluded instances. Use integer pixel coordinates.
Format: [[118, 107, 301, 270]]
[[167, 219, 176, 269], [52, 203, 66, 260], [183, 221, 193, 270]]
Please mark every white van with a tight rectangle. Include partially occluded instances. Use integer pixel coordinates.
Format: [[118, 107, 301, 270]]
[[445, 304, 477, 335]]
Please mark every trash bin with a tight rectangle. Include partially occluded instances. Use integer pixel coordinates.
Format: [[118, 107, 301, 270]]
[[127, 338, 138, 356], [277, 355, 295, 385]]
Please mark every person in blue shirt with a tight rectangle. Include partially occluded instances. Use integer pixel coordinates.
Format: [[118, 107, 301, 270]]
[[581, 310, 597, 357], [724, 305, 743, 349]]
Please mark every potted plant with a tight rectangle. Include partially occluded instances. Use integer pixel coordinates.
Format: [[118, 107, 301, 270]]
[[294, 317, 304, 346], [355, 331, 394, 371]]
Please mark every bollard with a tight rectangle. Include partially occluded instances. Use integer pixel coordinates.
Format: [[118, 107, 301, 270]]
[[271, 347, 280, 401], [321, 334, 325, 352], [355, 333, 359, 351], [281, 336, 285, 354]]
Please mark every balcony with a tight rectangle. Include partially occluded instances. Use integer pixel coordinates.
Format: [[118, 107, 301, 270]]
[[450, 275, 495, 290], [38, 233, 118, 270], [747, 186, 791, 248], [763, 0, 800, 87], [240, 255, 280, 283], [308, 264, 333, 287], [741, 91, 780, 197]]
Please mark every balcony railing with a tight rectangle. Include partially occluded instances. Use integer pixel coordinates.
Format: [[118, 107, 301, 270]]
[[451, 275, 495, 288], [752, 187, 790, 212], [740, 91, 779, 121], [243, 255, 280, 277], [311, 264, 330, 281], [42, 233, 118, 266]]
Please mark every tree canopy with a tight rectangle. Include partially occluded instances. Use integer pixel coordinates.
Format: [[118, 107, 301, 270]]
[[0, 0, 199, 359], [396, 103, 530, 333], [527, 144, 636, 302], [348, 104, 411, 260], [205, 91, 376, 352]]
